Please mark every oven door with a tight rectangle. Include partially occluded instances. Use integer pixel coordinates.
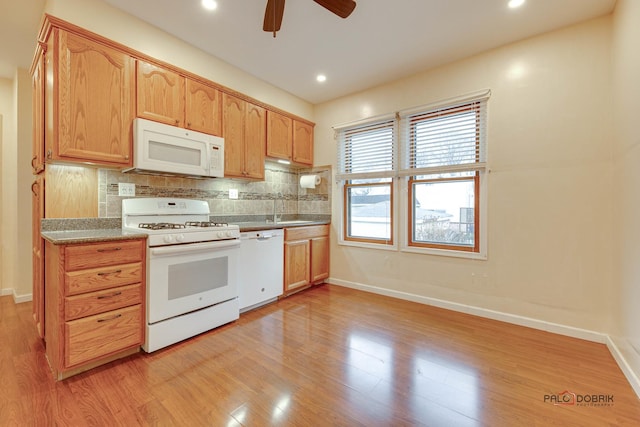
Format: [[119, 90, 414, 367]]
[[147, 239, 239, 324]]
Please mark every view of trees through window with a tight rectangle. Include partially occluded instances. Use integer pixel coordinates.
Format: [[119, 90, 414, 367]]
[[411, 177, 475, 247]]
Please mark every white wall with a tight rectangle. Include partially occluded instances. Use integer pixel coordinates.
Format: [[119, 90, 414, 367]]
[[315, 17, 614, 333], [16, 69, 33, 300], [0, 113, 3, 295], [610, 0, 640, 392], [0, 71, 32, 300], [0, 77, 17, 297]]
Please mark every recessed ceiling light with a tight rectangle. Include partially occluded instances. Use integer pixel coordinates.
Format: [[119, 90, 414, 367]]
[[202, 0, 218, 11], [508, 0, 525, 8], [316, 74, 327, 83]]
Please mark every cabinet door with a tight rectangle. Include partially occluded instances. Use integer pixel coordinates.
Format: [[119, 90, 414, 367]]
[[311, 235, 329, 283], [65, 304, 142, 368], [293, 120, 314, 165], [244, 102, 266, 179], [284, 240, 310, 292], [31, 47, 45, 174], [57, 31, 135, 166], [266, 110, 292, 160], [222, 93, 245, 178], [185, 79, 222, 136], [136, 60, 185, 126], [32, 175, 45, 339]]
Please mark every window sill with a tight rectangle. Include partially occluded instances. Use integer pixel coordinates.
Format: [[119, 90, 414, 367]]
[[401, 245, 487, 260], [338, 239, 397, 251]]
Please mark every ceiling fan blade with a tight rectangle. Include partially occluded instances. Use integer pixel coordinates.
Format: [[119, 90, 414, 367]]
[[263, 0, 285, 33], [313, 0, 356, 19]]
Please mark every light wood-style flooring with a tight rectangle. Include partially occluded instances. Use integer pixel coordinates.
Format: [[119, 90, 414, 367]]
[[1, 284, 639, 426]]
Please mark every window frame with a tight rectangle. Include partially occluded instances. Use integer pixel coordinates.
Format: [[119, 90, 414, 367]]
[[335, 90, 490, 258], [343, 180, 394, 246], [407, 174, 480, 253], [336, 114, 397, 248]]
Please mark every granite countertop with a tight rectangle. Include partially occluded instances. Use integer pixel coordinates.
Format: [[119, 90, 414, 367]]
[[41, 218, 147, 245], [234, 219, 330, 232], [40, 216, 330, 244], [41, 229, 148, 245]]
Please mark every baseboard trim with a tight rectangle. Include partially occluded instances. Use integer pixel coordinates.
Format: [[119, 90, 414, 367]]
[[12, 290, 32, 304], [1, 288, 32, 303], [606, 336, 640, 398], [328, 278, 606, 343]]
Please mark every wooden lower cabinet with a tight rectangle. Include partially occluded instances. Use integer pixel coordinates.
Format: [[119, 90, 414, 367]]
[[44, 239, 145, 380], [32, 175, 45, 339], [284, 225, 329, 295], [284, 239, 310, 292], [310, 235, 330, 283]]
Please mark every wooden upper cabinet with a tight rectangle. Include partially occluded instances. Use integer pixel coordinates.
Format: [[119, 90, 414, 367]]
[[31, 47, 45, 174], [222, 93, 265, 179], [56, 30, 135, 166], [222, 93, 245, 177], [293, 120, 314, 166], [185, 79, 222, 136], [136, 60, 185, 127], [244, 103, 266, 180], [266, 111, 292, 160]]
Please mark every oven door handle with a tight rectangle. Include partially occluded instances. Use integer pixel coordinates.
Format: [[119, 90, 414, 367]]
[[150, 239, 240, 256]]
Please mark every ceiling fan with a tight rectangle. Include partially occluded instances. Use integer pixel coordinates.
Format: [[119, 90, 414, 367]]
[[263, 0, 357, 37]]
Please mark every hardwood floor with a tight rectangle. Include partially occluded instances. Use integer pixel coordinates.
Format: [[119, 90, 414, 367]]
[[1, 284, 639, 426]]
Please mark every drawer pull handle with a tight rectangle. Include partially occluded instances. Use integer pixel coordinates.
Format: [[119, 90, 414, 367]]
[[97, 269, 122, 276], [97, 291, 122, 300], [96, 247, 122, 252], [97, 314, 122, 323]]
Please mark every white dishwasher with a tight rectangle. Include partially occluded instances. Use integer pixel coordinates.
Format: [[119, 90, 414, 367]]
[[238, 229, 284, 312]]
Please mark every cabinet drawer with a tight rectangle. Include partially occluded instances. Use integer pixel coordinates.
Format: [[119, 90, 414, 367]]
[[65, 240, 144, 271], [285, 225, 329, 241], [65, 262, 142, 296], [65, 305, 142, 368], [65, 283, 142, 321]]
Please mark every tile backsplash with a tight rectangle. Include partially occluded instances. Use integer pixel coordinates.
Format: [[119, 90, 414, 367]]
[[98, 163, 331, 220]]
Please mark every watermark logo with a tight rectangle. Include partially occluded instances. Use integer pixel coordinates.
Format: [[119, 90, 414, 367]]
[[543, 390, 614, 407]]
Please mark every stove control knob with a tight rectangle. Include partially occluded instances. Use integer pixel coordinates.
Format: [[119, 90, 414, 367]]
[[163, 235, 174, 243], [217, 231, 225, 238], [176, 234, 185, 242], [226, 231, 234, 238]]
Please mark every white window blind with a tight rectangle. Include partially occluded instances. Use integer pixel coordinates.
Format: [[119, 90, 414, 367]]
[[336, 118, 396, 181], [399, 94, 488, 176]]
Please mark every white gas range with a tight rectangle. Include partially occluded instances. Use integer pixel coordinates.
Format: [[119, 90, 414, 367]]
[[122, 198, 240, 352]]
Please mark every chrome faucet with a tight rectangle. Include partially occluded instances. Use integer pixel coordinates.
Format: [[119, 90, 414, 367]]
[[273, 192, 283, 223]]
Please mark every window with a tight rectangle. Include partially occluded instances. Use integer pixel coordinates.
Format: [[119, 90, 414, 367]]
[[335, 90, 489, 256], [336, 117, 395, 245], [400, 97, 487, 253]]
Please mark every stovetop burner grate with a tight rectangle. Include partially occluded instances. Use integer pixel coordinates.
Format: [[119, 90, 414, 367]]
[[138, 222, 186, 230], [184, 221, 229, 228]]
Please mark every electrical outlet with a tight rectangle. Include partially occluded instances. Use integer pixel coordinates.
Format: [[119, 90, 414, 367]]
[[229, 189, 238, 200], [118, 183, 135, 197]]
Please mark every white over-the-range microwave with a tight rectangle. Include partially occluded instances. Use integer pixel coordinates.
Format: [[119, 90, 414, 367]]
[[123, 118, 224, 178]]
